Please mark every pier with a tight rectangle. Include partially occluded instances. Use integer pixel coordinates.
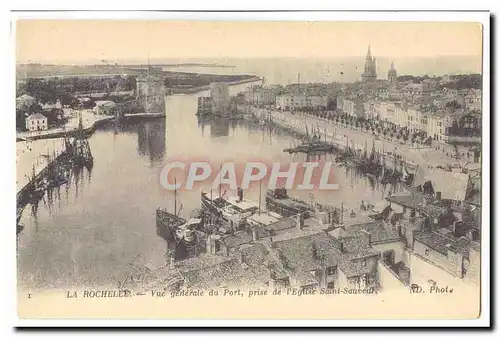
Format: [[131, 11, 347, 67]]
[[16, 115, 94, 232]]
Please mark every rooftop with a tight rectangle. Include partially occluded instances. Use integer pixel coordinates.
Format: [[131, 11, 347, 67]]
[[414, 231, 456, 255], [345, 222, 401, 244], [248, 212, 281, 226], [220, 230, 253, 248], [226, 196, 260, 211], [178, 255, 269, 290], [386, 194, 427, 210], [26, 113, 47, 120]]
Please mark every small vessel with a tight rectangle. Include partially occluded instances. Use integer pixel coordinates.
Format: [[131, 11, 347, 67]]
[[400, 161, 415, 185], [201, 188, 259, 234], [265, 188, 312, 218], [156, 177, 204, 261], [284, 123, 334, 154]]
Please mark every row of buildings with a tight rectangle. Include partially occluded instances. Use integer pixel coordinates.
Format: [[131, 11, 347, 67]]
[[336, 45, 482, 142], [339, 92, 481, 142], [160, 182, 480, 292], [18, 94, 119, 131]]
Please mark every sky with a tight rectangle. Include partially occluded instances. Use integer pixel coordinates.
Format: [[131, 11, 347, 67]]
[[16, 20, 483, 64]]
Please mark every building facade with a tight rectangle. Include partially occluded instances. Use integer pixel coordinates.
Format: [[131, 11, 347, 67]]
[[25, 113, 48, 131], [276, 94, 328, 110], [244, 86, 277, 106], [343, 99, 366, 118]]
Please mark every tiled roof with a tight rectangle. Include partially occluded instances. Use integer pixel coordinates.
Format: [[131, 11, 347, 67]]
[[240, 243, 268, 267], [221, 231, 253, 248], [386, 194, 427, 209], [338, 260, 373, 278], [180, 258, 269, 290], [414, 231, 456, 255], [387, 194, 447, 218], [273, 233, 332, 271], [448, 237, 475, 260], [266, 218, 297, 232], [175, 254, 233, 273], [26, 113, 47, 120], [345, 222, 401, 244]]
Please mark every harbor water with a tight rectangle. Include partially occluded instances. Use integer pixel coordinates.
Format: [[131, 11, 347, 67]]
[[17, 82, 405, 290]]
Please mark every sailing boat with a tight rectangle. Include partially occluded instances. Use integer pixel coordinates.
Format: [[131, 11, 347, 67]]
[[284, 121, 334, 154], [400, 160, 415, 185], [156, 178, 187, 242]]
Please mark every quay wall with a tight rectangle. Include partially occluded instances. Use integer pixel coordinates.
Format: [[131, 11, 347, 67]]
[[171, 76, 261, 94], [17, 113, 165, 142], [240, 104, 418, 173], [16, 145, 67, 203]]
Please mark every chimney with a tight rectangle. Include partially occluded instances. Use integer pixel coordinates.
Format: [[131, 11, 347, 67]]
[[397, 225, 402, 238], [251, 227, 259, 241], [436, 191, 442, 201], [206, 235, 213, 254], [237, 187, 243, 202], [312, 242, 318, 259], [361, 230, 372, 247], [452, 221, 463, 237], [237, 250, 244, 264], [296, 213, 304, 230], [339, 241, 344, 253]]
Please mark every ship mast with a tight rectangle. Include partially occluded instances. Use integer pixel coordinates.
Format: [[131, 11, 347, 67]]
[[258, 180, 262, 215], [174, 177, 177, 216], [146, 54, 150, 113], [218, 163, 222, 198]]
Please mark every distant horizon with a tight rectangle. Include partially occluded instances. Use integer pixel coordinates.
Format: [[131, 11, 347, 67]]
[[17, 54, 482, 66], [16, 21, 482, 64]]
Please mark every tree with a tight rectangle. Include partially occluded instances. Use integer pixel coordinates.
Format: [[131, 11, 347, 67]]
[[43, 108, 66, 127], [60, 94, 80, 108], [16, 102, 42, 131], [445, 100, 462, 110], [124, 76, 137, 91]]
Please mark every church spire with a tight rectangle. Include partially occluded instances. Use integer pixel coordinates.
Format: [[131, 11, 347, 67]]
[[390, 61, 395, 70], [366, 45, 372, 61]]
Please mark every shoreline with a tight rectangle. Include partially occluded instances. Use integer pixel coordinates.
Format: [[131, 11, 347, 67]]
[[170, 76, 260, 94], [16, 77, 261, 142], [16, 114, 165, 142]]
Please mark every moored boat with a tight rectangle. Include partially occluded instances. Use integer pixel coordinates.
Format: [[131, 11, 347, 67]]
[[265, 188, 312, 218]]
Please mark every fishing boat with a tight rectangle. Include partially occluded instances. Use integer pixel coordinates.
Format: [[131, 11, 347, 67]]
[[157, 181, 205, 260], [265, 188, 312, 218], [284, 123, 334, 154], [201, 187, 259, 234], [400, 161, 415, 185]]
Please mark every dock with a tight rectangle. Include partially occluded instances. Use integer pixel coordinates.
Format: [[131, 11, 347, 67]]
[[16, 138, 66, 195], [242, 106, 447, 175]]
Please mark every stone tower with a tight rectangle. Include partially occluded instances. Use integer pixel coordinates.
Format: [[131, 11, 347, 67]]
[[388, 61, 398, 85], [361, 45, 377, 84]]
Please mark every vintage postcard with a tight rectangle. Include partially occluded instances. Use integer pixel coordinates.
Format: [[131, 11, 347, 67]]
[[14, 12, 489, 325]]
